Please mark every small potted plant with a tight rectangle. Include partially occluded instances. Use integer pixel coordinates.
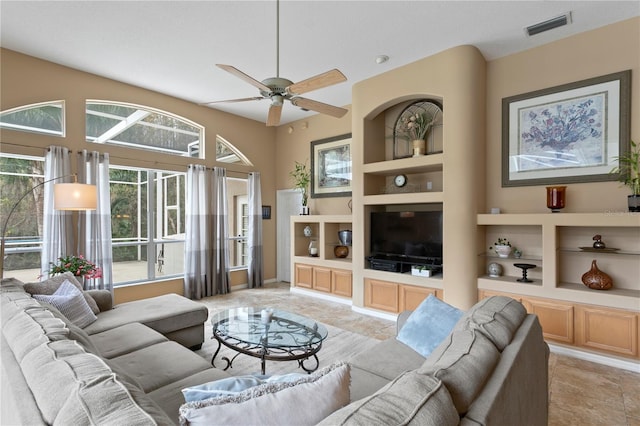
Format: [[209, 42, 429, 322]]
[[289, 160, 311, 215], [611, 140, 640, 212], [489, 238, 512, 258]]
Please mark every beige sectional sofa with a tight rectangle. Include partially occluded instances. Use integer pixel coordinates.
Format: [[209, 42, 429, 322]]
[[2, 274, 548, 425]]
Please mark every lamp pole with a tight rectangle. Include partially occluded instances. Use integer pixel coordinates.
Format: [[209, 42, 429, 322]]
[[0, 174, 96, 279]]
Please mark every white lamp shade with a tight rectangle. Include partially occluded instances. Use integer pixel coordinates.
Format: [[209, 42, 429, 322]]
[[54, 183, 97, 210]]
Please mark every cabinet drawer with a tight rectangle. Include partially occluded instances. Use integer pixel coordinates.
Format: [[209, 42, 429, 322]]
[[364, 279, 399, 313], [525, 298, 574, 344], [294, 264, 313, 289], [575, 305, 638, 358], [313, 267, 332, 293]]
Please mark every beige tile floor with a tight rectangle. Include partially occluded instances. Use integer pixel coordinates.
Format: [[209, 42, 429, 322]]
[[206, 282, 640, 426]]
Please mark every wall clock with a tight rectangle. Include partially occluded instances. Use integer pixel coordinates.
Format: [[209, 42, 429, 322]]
[[394, 174, 408, 187]]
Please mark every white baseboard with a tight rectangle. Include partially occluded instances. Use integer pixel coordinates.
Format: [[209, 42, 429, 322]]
[[350, 305, 398, 322], [289, 287, 352, 306], [548, 343, 640, 373]]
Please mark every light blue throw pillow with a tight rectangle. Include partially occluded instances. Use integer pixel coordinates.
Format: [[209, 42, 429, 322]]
[[182, 372, 307, 402], [396, 295, 464, 358]]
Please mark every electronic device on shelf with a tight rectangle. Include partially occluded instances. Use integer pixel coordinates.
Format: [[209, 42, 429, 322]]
[[369, 210, 443, 266]]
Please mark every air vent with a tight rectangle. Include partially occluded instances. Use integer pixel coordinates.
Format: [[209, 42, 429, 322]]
[[525, 12, 572, 36]]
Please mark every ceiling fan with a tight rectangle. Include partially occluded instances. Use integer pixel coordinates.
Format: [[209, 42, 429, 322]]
[[201, 0, 348, 127]]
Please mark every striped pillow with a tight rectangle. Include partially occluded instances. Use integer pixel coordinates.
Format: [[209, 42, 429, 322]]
[[33, 280, 97, 328]]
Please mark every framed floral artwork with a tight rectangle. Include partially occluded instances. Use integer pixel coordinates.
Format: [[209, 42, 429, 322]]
[[311, 133, 352, 198], [502, 70, 631, 187]]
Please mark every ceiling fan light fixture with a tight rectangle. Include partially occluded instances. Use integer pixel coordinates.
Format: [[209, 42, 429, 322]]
[[525, 12, 572, 37], [271, 95, 284, 107]]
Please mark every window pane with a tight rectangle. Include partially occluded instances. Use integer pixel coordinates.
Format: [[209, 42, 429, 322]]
[[0, 101, 64, 136], [0, 155, 45, 280], [87, 101, 204, 158], [112, 244, 149, 283], [216, 135, 253, 165]]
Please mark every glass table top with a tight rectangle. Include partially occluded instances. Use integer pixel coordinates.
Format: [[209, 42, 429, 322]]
[[211, 307, 328, 349]]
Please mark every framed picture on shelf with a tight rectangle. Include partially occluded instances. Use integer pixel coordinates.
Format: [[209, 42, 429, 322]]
[[311, 133, 352, 198], [502, 70, 631, 187]]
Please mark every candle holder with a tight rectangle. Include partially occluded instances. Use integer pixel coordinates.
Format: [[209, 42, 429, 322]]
[[546, 186, 566, 212], [514, 263, 536, 283]]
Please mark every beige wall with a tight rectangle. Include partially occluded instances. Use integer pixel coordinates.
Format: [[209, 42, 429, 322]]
[[486, 17, 639, 213], [0, 48, 278, 291]]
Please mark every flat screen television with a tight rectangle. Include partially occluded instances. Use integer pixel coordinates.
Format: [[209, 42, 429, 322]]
[[370, 210, 443, 264]]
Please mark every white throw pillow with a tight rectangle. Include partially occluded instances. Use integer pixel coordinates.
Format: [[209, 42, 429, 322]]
[[33, 280, 97, 328], [179, 362, 350, 426]]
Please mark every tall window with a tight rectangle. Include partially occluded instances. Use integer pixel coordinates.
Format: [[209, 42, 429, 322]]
[[110, 167, 186, 284], [0, 154, 45, 282]]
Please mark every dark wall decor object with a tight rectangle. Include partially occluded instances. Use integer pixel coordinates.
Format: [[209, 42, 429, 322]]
[[581, 259, 613, 290], [502, 70, 631, 187], [311, 133, 352, 198], [262, 205, 271, 220]]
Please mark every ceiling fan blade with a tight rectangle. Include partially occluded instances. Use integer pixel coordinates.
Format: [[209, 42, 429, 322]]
[[216, 64, 272, 93], [266, 104, 282, 127], [199, 97, 264, 105], [291, 97, 348, 118], [286, 69, 347, 96]]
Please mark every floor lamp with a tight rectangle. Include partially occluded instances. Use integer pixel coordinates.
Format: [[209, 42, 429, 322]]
[[0, 175, 97, 279]]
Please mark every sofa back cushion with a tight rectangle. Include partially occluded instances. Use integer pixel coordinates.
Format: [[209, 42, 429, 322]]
[[24, 272, 100, 314], [318, 370, 459, 426], [454, 296, 526, 351], [32, 280, 98, 328], [420, 329, 500, 414]]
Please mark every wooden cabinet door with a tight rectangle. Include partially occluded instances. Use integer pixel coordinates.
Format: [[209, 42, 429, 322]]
[[400, 285, 437, 311], [525, 298, 574, 344], [332, 269, 352, 297], [312, 267, 332, 292], [364, 279, 399, 313], [575, 305, 638, 358], [294, 264, 313, 289]]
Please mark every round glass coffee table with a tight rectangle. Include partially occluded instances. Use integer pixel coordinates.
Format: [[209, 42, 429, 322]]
[[210, 307, 328, 375]]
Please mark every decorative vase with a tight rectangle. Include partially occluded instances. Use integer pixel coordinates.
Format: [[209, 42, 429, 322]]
[[303, 225, 312, 237], [308, 239, 318, 257], [338, 230, 352, 246], [581, 260, 613, 290], [412, 139, 426, 157], [334, 245, 349, 258], [488, 262, 502, 277], [494, 245, 512, 258], [628, 194, 640, 212], [546, 186, 566, 212], [301, 206, 310, 215]]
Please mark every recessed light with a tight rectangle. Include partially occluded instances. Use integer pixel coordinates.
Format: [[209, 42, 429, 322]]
[[375, 55, 389, 64]]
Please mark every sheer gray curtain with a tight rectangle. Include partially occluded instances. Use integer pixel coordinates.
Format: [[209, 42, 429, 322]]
[[41, 146, 74, 276], [77, 150, 113, 293], [184, 165, 229, 300], [247, 172, 263, 288]]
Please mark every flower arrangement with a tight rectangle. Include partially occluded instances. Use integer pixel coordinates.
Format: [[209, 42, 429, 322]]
[[49, 255, 102, 279], [489, 238, 511, 249], [397, 110, 437, 142], [489, 238, 512, 258]]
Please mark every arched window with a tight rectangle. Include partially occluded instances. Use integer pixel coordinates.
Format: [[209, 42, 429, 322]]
[[216, 135, 253, 166], [86, 101, 205, 158], [0, 100, 65, 136]]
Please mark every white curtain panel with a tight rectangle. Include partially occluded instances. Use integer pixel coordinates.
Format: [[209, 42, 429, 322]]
[[77, 150, 113, 292], [41, 146, 74, 277], [247, 172, 263, 288], [184, 165, 229, 300]]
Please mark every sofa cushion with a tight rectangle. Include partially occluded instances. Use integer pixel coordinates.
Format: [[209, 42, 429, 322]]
[[2, 308, 56, 362], [318, 370, 459, 426], [420, 329, 500, 414], [348, 337, 425, 381], [454, 296, 527, 351], [83, 293, 208, 337], [32, 280, 97, 328], [348, 365, 396, 402], [110, 341, 212, 393], [397, 295, 463, 358], [148, 369, 233, 425], [90, 322, 168, 358], [179, 363, 350, 426], [36, 300, 102, 355], [24, 272, 100, 314]]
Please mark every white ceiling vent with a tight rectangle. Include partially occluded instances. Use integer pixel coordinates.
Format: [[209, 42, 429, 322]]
[[525, 12, 572, 36]]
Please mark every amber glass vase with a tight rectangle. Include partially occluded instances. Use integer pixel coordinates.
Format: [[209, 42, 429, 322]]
[[546, 186, 566, 212]]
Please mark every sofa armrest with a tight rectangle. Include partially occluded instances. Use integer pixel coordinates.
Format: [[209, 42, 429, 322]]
[[396, 310, 413, 335], [85, 290, 113, 312]]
